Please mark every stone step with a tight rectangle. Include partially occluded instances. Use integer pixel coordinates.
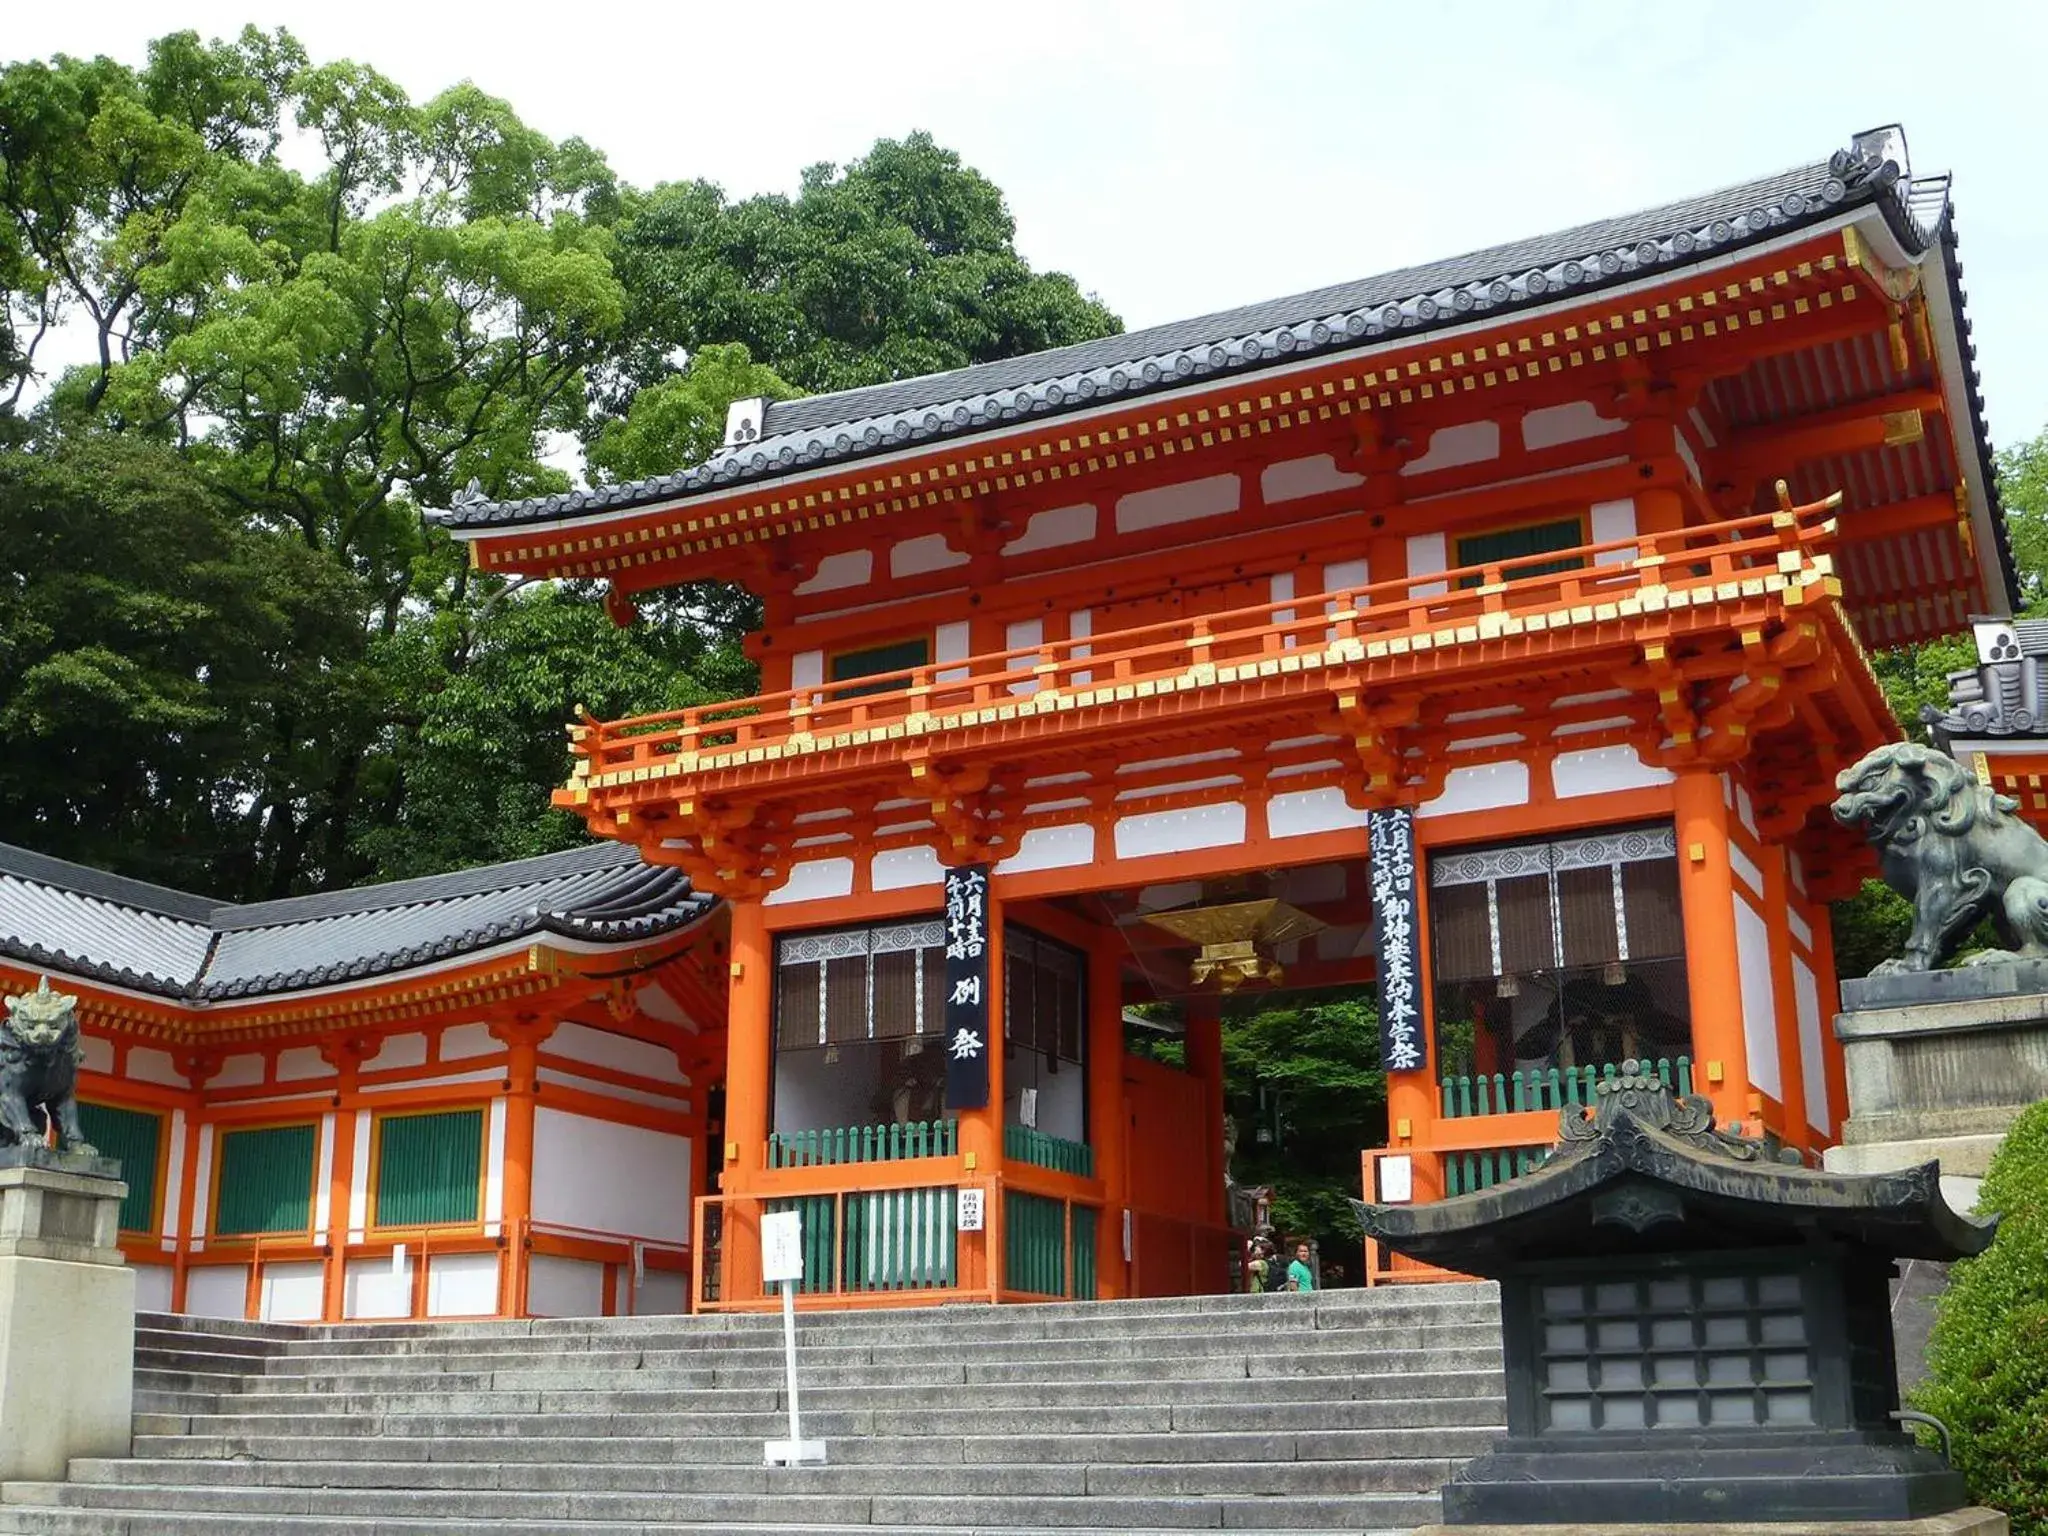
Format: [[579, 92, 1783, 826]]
[[0, 1481, 1442, 1530], [130, 1425, 1501, 1467], [64, 1457, 1450, 1497], [0, 1513, 1408, 1536]]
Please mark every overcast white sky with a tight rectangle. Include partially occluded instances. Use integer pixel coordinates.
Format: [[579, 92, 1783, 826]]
[[11, 1, 2048, 444]]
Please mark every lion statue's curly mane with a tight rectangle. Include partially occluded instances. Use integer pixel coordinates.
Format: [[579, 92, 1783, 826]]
[[1831, 742, 2048, 974], [0, 976, 96, 1155]]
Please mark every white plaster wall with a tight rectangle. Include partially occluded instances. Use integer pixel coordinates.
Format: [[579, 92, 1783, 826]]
[[366, 1034, 428, 1072], [872, 845, 942, 891], [996, 823, 1095, 875], [190, 1127, 214, 1240], [935, 620, 971, 682], [344, 1257, 413, 1320], [1551, 744, 1674, 798], [440, 1023, 498, 1061], [891, 533, 969, 578], [1261, 453, 1362, 503], [527, 1255, 607, 1318], [313, 1113, 335, 1234], [795, 549, 871, 595], [1674, 429, 1703, 486], [426, 1252, 500, 1317], [132, 1265, 174, 1313], [260, 1261, 324, 1322], [1114, 802, 1246, 860], [766, 856, 856, 906], [1114, 474, 1239, 535], [184, 1266, 248, 1320], [485, 1099, 507, 1231], [1734, 897, 1783, 1101], [214, 1054, 264, 1089], [1006, 618, 1043, 696], [792, 650, 824, 690], [1266, 787, 1366, 840], [347, 1109, 371, 1235], [275, 1047, 328, 1082], [1521, 399, 1625, 450], [80, 1035, 114, 1074], [161, 1110, 186, 1241], [1322, 558, 1369, 600], [550, 1023, 686, 1085], [1407, 532, 1449, 597], [1402, 420, 1500, 475], [531, 1109, 691, 1244], [1590, 497, 1638, 565], [633, 1272, 689, 1317], [127, 1048, 185, 1088], [1792, 955, 1829, 1134], [1729, 843, 1764, 898], [1421, 761, 1530, 817], [1003, 502, 1096, 555]]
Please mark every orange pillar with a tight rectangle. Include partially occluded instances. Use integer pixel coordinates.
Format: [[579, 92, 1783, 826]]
[[1635, 484, 1686, 536], [490, 1013, 554, 1317], [1674, 769, 1750, 1130], [1809, 896, 1850, 1138], [1087, 931, 1128, 1299], [1761, 848, 1811, 1155], [722, 900, 773, 1302], [318, 1038, 370, 1323], [959, 897, 1006, 1296]]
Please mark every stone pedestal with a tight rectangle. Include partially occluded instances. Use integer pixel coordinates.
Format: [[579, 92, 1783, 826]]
[[1824, 962, 2048, 1212], [1411, 1512, 2008, 1536], [0, 1146, 134, 1482]]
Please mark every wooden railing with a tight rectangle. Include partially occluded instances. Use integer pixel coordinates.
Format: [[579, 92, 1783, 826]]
[[1004, 1189, 1100, 1299], [1441, 1056, 1694, 1118], [767, 1118, 958, 1167], [565, 507, 1834, 789], [1004, 1124, 1094, 1177]]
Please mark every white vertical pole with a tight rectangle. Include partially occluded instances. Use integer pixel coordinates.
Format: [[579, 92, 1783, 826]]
[[781, 1276, 802, 1449]]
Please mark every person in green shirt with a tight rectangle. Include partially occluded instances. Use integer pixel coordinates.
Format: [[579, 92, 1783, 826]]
[[1286, 1241, 1316, 1293]]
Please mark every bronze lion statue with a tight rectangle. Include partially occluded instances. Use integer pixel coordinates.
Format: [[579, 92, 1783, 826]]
[[1831, 742, 2048, 974], [0, 976, 96, 1154]]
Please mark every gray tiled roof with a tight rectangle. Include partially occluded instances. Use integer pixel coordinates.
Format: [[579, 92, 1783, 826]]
[[0, 840, 713, 1003], [434, 137, 1934, 535]]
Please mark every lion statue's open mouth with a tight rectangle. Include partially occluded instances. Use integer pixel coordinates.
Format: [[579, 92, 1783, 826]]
[[1830, 742, 2048, 975]]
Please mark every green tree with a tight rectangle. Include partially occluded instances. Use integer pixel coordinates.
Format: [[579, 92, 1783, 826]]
[[0, 433, 362, 894], [600, 132, 1121, 405], [1913, 1098, 2048, 1532], [587, 341, 795, 485]]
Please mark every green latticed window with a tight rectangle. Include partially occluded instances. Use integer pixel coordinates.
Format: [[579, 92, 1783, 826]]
[[1455, 518, 1586, 586], [76, 1102, 161, 1234], [213, 1123, 316, 1237], [373, 1109, 484, 1229]]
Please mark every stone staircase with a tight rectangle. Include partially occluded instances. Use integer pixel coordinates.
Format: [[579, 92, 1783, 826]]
[[0, 1284, 1504, 1535]]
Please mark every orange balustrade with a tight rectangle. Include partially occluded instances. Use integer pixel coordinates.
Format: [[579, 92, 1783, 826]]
[[560, 506, 1841, 804]]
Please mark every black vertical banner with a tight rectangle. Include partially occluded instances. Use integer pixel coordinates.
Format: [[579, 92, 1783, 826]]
[[942, 863, 992, 1110], [1368, 808, 1426, 1074]]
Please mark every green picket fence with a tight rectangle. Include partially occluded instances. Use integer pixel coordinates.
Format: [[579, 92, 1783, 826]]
[[765, 1185, 958, 1294], [1004, 1124, 1094, 1177], [1440, 1056, 1693, 1119], [1003, 1190, 1099, 1299], [1443, 1144, 1548, 1196], [767, 1118, 958, 1167]]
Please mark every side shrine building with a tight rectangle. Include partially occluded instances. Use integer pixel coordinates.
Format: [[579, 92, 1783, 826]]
[[0, 126, 2016, 1317]]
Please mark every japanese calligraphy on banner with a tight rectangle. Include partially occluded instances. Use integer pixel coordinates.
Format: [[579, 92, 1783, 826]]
[[942, 863, 992, 1110], [1368, 809, 1426, 1073]]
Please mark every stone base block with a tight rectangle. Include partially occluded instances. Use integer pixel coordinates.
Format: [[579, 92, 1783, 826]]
[[1413, 1511, 2007, 1536], [0, 1253, 135, 1481]]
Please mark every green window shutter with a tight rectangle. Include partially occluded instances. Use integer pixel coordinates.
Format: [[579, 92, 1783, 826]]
[[374, 1109, 484, 1228], [214, 1124, 316, 1237], [76, 1102, 161, 1233], [828, 637, 931, 699], [1455, 518, 1586, 586]]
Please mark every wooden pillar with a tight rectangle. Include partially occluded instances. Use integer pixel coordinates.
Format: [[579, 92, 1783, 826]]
[[489, 1013, 555, 1317], [318, 1038, 371, 1323], [1184, 999, 1227, 1230], [168, 1053, 219, 1315], [722, 900, 773, 1301], [1761, 847, 1812, 1155], [1635, 485, 1687, 536], [1086, 931, 1128, 1299], [1810, 897, 1850, 1139], [1674, 770, 1750, 1130]]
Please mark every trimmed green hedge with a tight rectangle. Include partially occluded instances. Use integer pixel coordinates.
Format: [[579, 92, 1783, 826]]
[[1913, 1099, 2048, 1533]]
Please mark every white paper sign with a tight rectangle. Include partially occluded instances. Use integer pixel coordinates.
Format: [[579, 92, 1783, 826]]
[[956, 1187, 985, 1232], [1379, 1154, 1414, 1204], [761, 1210, 804, 1282]]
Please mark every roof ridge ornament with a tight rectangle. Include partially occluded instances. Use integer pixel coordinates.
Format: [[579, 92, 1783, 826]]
[[1555, 1059, 1798, 1164]]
